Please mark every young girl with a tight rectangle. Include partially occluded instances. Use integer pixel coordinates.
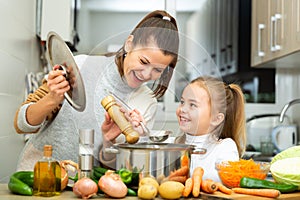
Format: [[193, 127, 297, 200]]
[[175, 76, 246, 182]]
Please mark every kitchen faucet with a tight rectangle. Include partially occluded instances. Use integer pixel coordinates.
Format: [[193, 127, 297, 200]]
[[279, 98, 300, 123]]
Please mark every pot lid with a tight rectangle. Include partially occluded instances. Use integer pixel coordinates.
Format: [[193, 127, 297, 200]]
[[47, 31, 86, 112]]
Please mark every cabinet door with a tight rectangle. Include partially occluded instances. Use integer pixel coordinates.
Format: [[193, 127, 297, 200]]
[[279, 0, 293, 54], [269, 0, 283, 55], [269, 0, 295, 57], [251, 0, 271, 66], [292, 0, 300, 51], [252, 0, 298, 67]]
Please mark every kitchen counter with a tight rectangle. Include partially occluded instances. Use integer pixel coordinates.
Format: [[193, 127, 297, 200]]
[[1, 184, 300, 200]]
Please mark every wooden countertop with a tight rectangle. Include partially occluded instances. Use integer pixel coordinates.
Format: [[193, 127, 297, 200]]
[[1, 184, 300, 199]]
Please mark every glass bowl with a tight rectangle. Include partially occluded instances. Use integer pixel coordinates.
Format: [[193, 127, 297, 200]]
[[215, 159, 270, 188]]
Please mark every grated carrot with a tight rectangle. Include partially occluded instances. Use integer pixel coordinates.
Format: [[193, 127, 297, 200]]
[[216, 159, 268, 188]]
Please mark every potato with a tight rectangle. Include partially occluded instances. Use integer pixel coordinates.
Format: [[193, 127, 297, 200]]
[[158, 181, 185, 199], [139, 177, 160, 190], [138, 184, 158, 199]]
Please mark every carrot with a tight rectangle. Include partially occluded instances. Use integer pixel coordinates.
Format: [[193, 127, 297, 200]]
[[168, 175, 187, 184], [182, 177, 193, 197], [232, 188, 281, 198], [216, 182, 232, 195], [192, 167, 204, 197], [169, 166, 189, 178], [201, 179, 218, 194], [181, 152, 189, 168]]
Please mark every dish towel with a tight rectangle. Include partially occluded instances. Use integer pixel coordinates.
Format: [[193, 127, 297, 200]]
[[23, 71, 45, 142]]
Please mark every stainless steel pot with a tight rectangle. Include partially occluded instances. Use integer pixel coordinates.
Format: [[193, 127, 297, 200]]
[[105, 143, 206, 181]]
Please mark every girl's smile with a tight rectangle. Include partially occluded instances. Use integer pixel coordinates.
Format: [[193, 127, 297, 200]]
[[178, 115, 191, 126]]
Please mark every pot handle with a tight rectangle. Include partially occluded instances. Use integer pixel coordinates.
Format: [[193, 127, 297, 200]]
[[191, 148, 207, 155], [104, 147, 120, 154]]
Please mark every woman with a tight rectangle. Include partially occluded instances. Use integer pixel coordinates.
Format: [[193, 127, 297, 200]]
[[175, 76, 246, 182], [14, 10, 179, 170]]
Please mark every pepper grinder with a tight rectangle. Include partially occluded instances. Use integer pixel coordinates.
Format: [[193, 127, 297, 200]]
[[78, 129, 94, 179], [101, 95, 139, 144]]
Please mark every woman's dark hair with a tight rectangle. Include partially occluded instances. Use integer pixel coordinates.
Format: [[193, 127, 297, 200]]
[[115, 10, 179, 98]]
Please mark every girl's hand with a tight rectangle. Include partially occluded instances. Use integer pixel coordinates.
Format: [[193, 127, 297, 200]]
[[47, 65, 70, 105]]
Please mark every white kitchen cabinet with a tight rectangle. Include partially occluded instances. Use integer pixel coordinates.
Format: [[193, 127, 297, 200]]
[[37, 0, 76, 44]]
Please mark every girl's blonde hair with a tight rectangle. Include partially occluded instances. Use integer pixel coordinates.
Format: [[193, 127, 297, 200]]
[[191, 76, 246, 157]]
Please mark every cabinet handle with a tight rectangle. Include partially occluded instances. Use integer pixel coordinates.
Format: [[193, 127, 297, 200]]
[[270, 14, 282, 52], [274, 13, 282, 51], [258, 24, 265, 57]]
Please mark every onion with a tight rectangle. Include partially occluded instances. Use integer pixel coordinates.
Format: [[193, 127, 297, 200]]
[[98, 170, 128, 198], [73, 177, 98, 199], [61, 167, 68, 190], [60, 160, 79, 191]]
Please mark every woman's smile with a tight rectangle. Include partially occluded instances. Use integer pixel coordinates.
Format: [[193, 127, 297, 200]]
[[132, 71, 146, 82], [123, 47, 173, 88]]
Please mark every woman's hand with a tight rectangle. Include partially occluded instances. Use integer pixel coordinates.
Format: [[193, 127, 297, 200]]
[[24, 65, 70, 126], [123, 108, 146, 136], [101, 112, 122, 161], [47, 65, 70, 106], [102, 112, 122, 143]]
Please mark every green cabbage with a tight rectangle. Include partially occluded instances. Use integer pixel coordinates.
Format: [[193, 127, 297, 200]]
[[270, 146, 300, 189], [271, 146, 300, 164]]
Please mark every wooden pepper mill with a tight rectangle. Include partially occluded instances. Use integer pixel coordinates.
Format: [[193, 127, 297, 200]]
[[101, 95, 139, 144]]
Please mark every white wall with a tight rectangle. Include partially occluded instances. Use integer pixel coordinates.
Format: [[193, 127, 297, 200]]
[[0, 0, 40, 183]]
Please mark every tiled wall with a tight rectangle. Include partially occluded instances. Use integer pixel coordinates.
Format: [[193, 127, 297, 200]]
[[0, 0, 40, 183]]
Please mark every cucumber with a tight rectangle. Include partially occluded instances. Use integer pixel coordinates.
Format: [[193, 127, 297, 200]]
[[240, 177, 298, 193]]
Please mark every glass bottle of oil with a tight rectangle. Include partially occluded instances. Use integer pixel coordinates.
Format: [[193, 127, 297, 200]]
[[33, 145, 61, 196]]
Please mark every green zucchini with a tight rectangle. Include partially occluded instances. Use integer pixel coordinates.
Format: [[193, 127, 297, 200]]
[[127, 188, 137, 196], [93, 166, 108, 174], [240, 177, 298, 193], [93, 169, 104, 180]]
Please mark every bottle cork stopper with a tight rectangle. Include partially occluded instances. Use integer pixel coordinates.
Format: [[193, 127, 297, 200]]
[[43, 145, 52, 157]]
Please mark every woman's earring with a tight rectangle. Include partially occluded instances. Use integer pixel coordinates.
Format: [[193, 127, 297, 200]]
[[124, 52, 127, 57]]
